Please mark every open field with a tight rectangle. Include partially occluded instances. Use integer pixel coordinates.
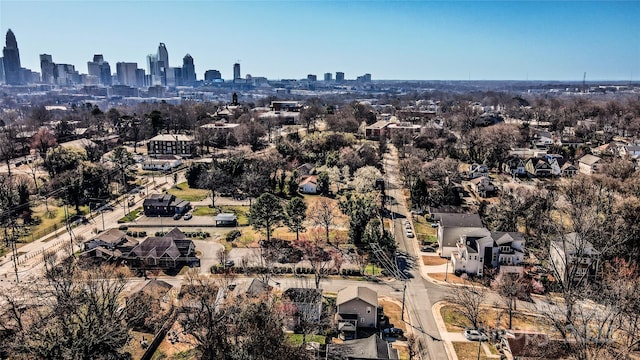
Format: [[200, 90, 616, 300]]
[[167, 182, 209, 202]]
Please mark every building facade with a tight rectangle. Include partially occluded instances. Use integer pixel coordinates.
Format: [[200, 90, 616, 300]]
[[147, 134, 196, 157], [2, 29, 22, 85]]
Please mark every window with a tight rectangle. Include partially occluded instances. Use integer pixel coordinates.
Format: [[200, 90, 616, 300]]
[[367, 307, 371, 314]]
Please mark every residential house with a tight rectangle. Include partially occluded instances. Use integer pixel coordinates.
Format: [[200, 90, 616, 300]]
[[296, 163, 315, 177], [386, 122, 421, 139], [365, 121, 390, 140], [549, 233, 600, 284], [141, 155, 182, 171], [299, 176, 318, 194], [282, 288, 323, 332], [467, 163, 489, 180], [560, 162, 578, 177], [82, 228, 139, 262], [147, 134, 196, 157], [128, 279, 174, 313], [143, 194, 190, 216], [531, 130, 554, 148], [620, 144, 640, 159], [214, 213, 237, 227], [336, 286, 378, 339], [578, 154, 602, 175], [433, 213, 486, 258], [525, 157, 553, 177], [127, 228, 198, 270], [469, 177, 495, 198], [501, 157, 526, 177], [326, 334, 399, 360], [452, 231, 526, 276]]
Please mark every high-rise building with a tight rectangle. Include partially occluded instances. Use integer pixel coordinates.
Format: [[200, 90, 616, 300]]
[[335, 72, 345, 82], [147, 43, 169, 86], [40, 54, 55, 84], [324, 72, 332, 81], [357, 73, 372, 82], [87, 54, 112, 85], [3, 29, 23, 85], [307, 74, 317, 82], [204, 70, 222, 82], [233, 63, 241, 82], [116, 62, 138, 87], [182, 54, 196, 86], [158, 43, 168, 85], [135, 68, 146, 87], [0, 58, 5, 83], [54, 64, 80, 86]]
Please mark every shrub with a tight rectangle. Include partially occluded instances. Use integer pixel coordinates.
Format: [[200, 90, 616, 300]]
[[225, 230, 241, 242]]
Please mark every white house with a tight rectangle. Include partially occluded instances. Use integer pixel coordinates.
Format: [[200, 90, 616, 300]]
[[531, 130, 554, 148], [549, 233, 600, 284], [578, 154, 602, 175], [298, 176, 318, 194], [468, 163, 489, 179], [141, 156, 182, 171], [620, 145, 640, 159], [433, 213, 486, 258], [469, 177, 495, 198], [452, 232, 526, 276]]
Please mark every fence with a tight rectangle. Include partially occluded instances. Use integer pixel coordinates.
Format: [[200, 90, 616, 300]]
[[140, 306, 177, 360]]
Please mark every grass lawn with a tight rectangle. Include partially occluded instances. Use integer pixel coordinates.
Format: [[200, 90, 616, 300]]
[[422, 256, 447, 266], [440, 305, 473, 332], [364, 263, 383, 276], [452, 341, 491, 360], [167, 182, 209, 202], [286, 333, 326, 345], [192, 205, 249, 225], [413, 215, 437, 244], [429, 272, 466, 284], [118, 208, 142, 223], [441, 304, 552, 334], [24, 203, 89, 242]]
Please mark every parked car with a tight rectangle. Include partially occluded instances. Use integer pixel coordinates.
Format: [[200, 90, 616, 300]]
[[173, 213, 182, 220], [405, 223, 412, 230], [430, 223, 439, 228], [464, 329, 488, 342], [406, 229, 414, 238], [224, 260, 235, 267], [183, 213, 193, 220], [421, 246, 436, 253], [382, 327, 404, 337]]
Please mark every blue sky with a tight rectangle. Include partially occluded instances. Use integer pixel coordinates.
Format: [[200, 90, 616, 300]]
[[1, 1, 638, 81]]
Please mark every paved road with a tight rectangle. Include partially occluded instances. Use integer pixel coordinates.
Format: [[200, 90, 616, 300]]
[[383, 145, 448, 360]]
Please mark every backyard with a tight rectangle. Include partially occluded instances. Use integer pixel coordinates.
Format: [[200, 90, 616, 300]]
[[167, 182, 209, 202]]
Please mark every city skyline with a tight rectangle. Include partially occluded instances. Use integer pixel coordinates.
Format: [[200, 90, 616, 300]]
[[0, 1, 638, 81]]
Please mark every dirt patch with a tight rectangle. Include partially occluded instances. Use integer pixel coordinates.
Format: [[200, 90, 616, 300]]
[[429, 273, 466, 284], [152, 321, 195, 359], [123, 331, 154, 360], [422, 256, 447, 266], [379, 298, 407, 333], [452, 341, 492, 360]]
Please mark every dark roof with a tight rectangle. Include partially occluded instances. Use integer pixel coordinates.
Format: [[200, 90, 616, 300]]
[[433, 213, 483, 228], [164, 227, 186, 239], [143, 194, 176, 207], [131, 237, 181, 259], [245, 278, 272, 297], [326, 335, 399, 360], [138, 279, 173, 298]]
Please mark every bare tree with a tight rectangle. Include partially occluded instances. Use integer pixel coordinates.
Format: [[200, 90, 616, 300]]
[[307, 197, 339, 244], [445, 281, 486, 329]]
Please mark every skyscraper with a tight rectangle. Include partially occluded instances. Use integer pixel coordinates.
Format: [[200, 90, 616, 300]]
[[324, 72, 332, 81], [3, 29, 23, 85], [233, 63, 241, 82], [40, 54, 55, 84], [87, 54, 112, 85], [182, 54, 196, 86], [116, 62, 138, 87], [0, 58, 4, 83], [204, 70, 222, 82], [335, 72, 345, 82], [158, 43, 168, 85]]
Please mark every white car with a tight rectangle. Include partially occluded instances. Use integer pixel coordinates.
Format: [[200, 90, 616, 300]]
[[464, 329, 488, 342], [183, 213, 193, 220], [406, 229, 414, 238]]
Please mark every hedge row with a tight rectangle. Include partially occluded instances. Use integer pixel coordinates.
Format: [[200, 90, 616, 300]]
[[126, 231, 148, 238], [154, 231, 211, 238], [210, 265, 362, 277]]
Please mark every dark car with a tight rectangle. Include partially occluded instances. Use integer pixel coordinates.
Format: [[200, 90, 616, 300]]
[[382, 327, 404, 337], [421, 246, 436, 253], [173, 213, 182, 220]]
